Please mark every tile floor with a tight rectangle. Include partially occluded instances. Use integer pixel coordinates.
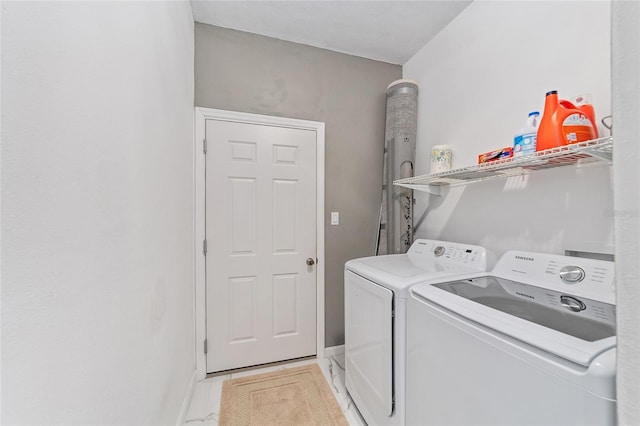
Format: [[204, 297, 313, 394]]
[[183, 353, 366, 425]]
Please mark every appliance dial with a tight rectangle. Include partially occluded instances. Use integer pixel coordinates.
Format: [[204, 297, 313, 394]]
[[559, 265, 585, 283], [560, 295, 586, 312], [434, 246, 445, 257]]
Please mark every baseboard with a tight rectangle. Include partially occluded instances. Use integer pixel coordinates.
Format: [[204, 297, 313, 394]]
[[324, 345, 345, 358], [176, 369, 197, 426]]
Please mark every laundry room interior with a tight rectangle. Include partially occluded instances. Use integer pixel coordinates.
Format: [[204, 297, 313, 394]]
[[2, 1, 639, 425]]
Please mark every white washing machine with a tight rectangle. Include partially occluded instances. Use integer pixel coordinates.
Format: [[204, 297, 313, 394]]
[[406, 250, 617, 426], [344, 239, 488, 425]]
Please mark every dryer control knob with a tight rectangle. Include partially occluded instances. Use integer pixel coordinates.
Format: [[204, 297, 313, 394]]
[[559, 266, 585, 283], [434, 246, 445, 257]]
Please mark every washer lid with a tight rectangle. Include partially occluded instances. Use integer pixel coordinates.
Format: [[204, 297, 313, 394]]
[[411, 275, 616, 367]]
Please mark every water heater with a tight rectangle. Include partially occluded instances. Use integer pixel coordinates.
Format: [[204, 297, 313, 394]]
[[380, 79, 418, 255]]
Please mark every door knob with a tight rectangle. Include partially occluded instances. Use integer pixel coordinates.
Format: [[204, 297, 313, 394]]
[[306, 258, 315, 266]]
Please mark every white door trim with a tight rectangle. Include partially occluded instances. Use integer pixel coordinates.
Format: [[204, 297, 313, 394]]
[[194, 107, 325, 379]]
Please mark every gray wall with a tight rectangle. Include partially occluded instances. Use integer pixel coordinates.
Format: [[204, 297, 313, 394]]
[[195, 23, 401, 347]]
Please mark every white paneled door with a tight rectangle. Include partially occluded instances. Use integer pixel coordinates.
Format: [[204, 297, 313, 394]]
[[205, 119, 317, 373]]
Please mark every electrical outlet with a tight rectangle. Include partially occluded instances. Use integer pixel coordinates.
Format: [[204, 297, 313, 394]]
[[331, 212, 339, 225]]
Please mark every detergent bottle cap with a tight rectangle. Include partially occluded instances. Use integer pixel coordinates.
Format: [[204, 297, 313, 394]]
[[546, 90, 558, 96]]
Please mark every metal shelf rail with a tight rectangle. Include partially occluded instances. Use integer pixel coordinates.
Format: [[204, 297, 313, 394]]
[[394, 137, 613, 195]]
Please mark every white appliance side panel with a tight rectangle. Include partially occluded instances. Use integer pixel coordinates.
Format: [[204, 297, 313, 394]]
[[392, 298, 407, 425], [345, 270, 394, 421], [406, 295, 616, 426]]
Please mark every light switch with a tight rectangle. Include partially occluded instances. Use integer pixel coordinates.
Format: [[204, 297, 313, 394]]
[[331, 212, 340, 225]]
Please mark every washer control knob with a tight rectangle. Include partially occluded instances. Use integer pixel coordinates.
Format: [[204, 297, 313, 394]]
[[434, 246, 445, 257], [560, 295, 586, 312], [559, 266, 585, 283]]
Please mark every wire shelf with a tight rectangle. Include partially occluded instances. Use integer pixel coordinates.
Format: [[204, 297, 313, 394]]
[[394, 137, 613, 194]]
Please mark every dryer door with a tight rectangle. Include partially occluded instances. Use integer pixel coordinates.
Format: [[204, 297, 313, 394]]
[[345, 270, 393, 418]]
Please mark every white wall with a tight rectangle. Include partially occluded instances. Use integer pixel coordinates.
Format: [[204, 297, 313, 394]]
[[612, 1, 640, 423], [403, 0, 613, 262], [1, 2, 195, 424]]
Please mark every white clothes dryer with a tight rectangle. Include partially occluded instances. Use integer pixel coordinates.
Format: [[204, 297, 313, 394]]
[[406, 251, 616, 426], [344, 239, 488, 425]]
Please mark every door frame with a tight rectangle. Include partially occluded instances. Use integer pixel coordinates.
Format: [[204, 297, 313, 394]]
[[194, 107, 325, 380]]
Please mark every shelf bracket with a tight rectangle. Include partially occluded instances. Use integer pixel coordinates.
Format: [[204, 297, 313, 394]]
[[396, 183, 442, 195], [584, 148, 613, 163]]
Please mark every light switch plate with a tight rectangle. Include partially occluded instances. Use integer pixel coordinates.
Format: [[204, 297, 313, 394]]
[[331, 212, 339, 225]]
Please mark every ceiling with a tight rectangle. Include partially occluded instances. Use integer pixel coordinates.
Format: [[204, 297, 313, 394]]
[[190, 1, 472, 65]]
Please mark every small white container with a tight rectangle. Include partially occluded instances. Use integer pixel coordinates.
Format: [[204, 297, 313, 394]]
[[431, 145, 452, 173], [514, 111, 540, 157]]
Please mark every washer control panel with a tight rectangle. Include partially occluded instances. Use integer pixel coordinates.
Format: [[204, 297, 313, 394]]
[[494, 250, 615, 304]]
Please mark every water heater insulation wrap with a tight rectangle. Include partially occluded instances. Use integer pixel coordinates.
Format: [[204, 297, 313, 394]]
[[383, 80, 418, 255]]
